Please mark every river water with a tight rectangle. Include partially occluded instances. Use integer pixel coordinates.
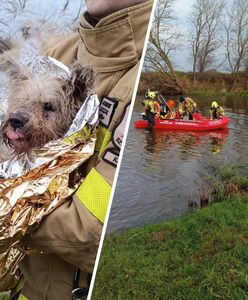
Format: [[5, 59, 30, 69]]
[[107, 95, 248, 233]]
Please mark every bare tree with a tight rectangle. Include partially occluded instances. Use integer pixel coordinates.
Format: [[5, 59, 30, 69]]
[[223, 0, 248, 84], [189, 0, 225, 82], [145, 0, 183, 92]]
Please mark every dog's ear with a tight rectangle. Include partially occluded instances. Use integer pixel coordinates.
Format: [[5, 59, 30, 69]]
[[62, 63, 96, 103], [0, 57, 28, 82]]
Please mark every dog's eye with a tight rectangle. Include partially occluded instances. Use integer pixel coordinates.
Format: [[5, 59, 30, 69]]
[[43, 102, 56, 112]]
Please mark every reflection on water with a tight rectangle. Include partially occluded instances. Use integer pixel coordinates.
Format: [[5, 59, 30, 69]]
[[107, 95, 248, 233], [144, 129, 229, 157]]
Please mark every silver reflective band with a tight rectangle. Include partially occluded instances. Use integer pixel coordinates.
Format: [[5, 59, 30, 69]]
[[47, 56, 71, 75]]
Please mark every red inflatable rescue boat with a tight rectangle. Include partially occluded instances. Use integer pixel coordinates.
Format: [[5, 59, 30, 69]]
[[134, 113, 229, 131]]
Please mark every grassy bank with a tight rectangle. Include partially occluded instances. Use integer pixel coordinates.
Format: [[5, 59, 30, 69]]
[[92, 164, 248, 299]]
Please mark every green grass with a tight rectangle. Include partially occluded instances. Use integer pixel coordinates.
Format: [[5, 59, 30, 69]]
[[209, 162, 248, 203], [0, 293, 10, 300], [92, 163, 248, 300]]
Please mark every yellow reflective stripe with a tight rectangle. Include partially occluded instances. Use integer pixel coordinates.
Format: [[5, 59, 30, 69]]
[[63, 125, 91, 145], [95, 125, 112, 155], [95, 126, 107, 151], [82, 125, 91, 137], [11, 276, 25, 299], [18, 294, 28, 300], [76, 168, 111, 223], [99, 130, 112, 156]]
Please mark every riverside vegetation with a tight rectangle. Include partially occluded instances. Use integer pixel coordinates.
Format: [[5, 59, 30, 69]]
[[138, 71, 248, 96], [92, 162, 248, 300]]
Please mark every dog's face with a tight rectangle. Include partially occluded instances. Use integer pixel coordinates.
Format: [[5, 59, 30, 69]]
[[1, 61, 95, 155]]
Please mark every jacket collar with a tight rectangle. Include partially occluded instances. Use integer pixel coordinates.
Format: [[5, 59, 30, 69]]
[[77, 1, 153, 72]]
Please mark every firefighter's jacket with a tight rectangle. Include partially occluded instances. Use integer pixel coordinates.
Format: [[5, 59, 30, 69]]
[[17, 2, 153, 299], [209, 106, 225, 120], [143, 99, 161, 115], [178, 97, 196, 115]]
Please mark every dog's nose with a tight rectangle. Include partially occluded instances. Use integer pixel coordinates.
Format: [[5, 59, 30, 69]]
[[9, 116, 28, 129]]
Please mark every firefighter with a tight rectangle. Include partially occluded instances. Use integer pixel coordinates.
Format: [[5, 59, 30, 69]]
[[178, 95, 197, 120], [11, 1, 153, 300], [142, 90, 160, 132], [210, 101, 225, 120]]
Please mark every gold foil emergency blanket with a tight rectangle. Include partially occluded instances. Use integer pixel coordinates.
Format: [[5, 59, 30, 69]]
[[0, 249, 24, 291], [0, 135, 96, 291]]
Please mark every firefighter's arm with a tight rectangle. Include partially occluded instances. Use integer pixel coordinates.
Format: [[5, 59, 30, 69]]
[[178, 103, 183, 114], [142, 100, 147, 112], [20, 196, 102, 272], [189, 98, 197, 108], [19, 125, 117, 272], [209, 110, 214, 120], [220, 107, 225, 116]]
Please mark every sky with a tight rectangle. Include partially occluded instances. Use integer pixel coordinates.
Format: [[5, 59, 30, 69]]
[[174, 0, 194, 22], [171, 0, 195, 71]]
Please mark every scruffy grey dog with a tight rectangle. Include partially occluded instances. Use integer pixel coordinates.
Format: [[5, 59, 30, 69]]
[[0, 58, 95, 155]]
